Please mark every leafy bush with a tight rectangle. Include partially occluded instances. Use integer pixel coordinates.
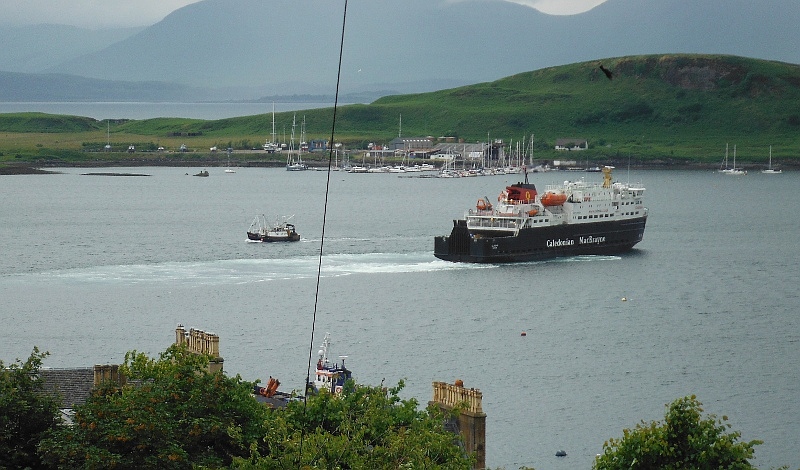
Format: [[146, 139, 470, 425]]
[[38, 345, 269, 469], [594, 395, 762, 470], [36, 345, 472, 469], [0, 348, 61, 470], [235, 379, 473, 469]]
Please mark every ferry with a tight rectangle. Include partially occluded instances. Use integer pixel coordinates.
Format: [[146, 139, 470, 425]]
[[434, 166, 647, 263]]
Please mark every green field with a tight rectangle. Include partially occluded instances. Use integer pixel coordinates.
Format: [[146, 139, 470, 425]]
[[2, 54, 800, 168]]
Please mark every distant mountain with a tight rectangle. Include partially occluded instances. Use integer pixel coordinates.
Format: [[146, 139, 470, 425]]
[[9, 0, 800, 101], [0, 71, 207, 102], [0, 24, 143, 73]]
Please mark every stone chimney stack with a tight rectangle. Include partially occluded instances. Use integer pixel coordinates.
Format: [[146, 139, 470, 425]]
[[174, 324, 224, 373], [430, 380, 486, 469]]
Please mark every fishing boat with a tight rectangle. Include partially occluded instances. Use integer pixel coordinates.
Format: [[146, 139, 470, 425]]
[[247, 215, 300, 242], [309, 332, 352, 395], [762, 146, 782, 174], [252, 332, 352, 408], [434, 166, 648, 263]]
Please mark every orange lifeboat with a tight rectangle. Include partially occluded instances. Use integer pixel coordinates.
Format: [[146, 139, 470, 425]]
[[476, 198, 492, 211], [540, 191, 567, 206]]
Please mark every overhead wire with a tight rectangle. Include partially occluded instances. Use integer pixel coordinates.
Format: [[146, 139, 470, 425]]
[[298, 0, 348, 464]]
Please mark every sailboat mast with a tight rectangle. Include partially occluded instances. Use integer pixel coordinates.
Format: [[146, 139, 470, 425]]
[[530, 133, 534, 166], [271, 102, 276, 144], [289, 114, 296, 165]]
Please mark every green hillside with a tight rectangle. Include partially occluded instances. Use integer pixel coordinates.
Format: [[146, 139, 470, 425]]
[[2, 54, 800, 166], [345, 54, 800, 163], [0, 113, 101, 133]]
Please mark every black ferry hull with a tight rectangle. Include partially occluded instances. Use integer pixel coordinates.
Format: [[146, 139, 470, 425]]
[[434, 215, 647, 263]]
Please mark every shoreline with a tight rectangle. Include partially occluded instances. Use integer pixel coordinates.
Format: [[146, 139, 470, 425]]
[[1, 159, 794, 175]]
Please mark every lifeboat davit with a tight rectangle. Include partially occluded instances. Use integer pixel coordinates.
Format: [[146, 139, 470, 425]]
[[540, 191, 567, 206]]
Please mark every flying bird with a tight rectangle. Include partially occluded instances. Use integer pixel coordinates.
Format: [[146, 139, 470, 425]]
[[598, 64, 613, 80]]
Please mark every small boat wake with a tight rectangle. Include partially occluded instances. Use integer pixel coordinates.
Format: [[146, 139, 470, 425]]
[[9, 252, 489, 287]]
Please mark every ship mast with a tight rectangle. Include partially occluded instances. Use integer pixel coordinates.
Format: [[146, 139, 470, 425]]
[[317, 332, 332, 367]]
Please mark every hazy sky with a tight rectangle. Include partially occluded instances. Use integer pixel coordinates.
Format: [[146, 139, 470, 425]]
[[3, 0, 607, 28]]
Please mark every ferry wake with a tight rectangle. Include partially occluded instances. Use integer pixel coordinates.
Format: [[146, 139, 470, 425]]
[[434, 166, 647, 263]]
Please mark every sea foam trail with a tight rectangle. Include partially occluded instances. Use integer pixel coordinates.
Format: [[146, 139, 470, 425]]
[[5, 252, 492, 286]]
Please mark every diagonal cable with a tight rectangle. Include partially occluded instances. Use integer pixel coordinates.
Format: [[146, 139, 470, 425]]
[[298, 0, 348, 465]]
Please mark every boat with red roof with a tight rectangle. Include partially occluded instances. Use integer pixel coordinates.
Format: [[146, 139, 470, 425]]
[[434, 166, 647, 263]]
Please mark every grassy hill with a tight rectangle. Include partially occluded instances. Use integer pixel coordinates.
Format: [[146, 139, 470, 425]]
[[2, 54, 800, 167]]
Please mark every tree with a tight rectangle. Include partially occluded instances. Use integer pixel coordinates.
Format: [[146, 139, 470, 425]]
[[36, 344, 473, 469], [0, 347, 61, 470], [233, 380, 474, 469], [38, 345, 270, 469], [594, 395, 762, 470]]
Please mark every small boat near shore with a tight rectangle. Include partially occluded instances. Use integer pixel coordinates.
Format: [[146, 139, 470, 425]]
[[252, 332, 352, 408], [285, 114, 309, 171], [762, 146, 782, 174], [247, 215, 300, 242], [310, 332, 352, 395], [719, 144, 746, 175]]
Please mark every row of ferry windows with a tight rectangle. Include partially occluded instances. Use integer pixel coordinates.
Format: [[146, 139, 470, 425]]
[[585, 200, 640, 208], [575, 211, 640, 220]]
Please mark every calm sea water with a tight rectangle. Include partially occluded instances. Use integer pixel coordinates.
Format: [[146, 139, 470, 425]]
[[1, 168, 798, 469]]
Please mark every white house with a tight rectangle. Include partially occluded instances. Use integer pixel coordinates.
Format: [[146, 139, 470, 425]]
[[554, 138, 588, 151]]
